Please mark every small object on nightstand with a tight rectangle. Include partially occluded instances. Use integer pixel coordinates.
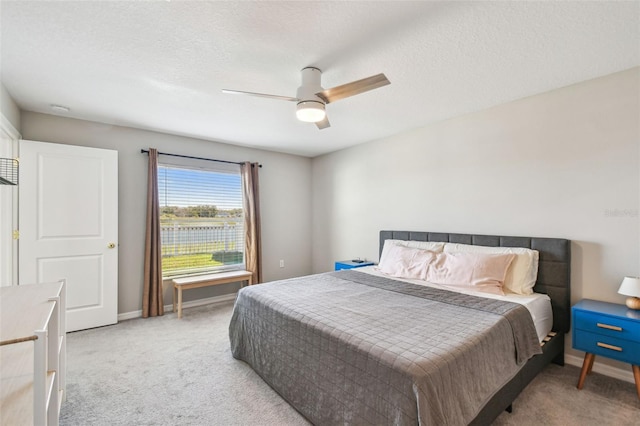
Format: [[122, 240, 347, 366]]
[[335, 259, 374, 271], [618, 276, 640, 310], [572, 299, 640, 399]]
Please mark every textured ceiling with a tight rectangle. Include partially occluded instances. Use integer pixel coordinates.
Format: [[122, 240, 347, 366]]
[[1, 1, 638, 157]]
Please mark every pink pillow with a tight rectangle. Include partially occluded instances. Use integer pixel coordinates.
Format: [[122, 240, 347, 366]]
[[425, 252, 516, 295], [377, 245, 436, 280]]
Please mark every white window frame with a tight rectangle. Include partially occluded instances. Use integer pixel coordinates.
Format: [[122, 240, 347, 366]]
[[158, 157, 244, 279]]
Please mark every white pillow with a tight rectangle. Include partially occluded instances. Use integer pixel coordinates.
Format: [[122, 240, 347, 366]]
[[377, 244, 436, 280], [426, 252, 516, 295], [379, 239, 445, 265], [443, 243, 539, 295]]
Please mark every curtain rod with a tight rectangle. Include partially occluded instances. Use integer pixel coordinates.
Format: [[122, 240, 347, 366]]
[[140, 149, 262, 168]]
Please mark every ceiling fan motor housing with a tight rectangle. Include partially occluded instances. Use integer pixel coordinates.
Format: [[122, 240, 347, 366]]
[[296, 67, 326, 122], [296, 67, 324, 103]]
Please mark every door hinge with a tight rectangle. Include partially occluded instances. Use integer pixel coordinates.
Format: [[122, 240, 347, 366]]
[[12, 230, 19, 240]]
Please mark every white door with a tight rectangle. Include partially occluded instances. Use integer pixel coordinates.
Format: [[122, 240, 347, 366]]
[[19, 140, 118, 331]]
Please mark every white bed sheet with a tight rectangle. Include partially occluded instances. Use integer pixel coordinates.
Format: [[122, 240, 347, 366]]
[[356, 265, 553, 342]]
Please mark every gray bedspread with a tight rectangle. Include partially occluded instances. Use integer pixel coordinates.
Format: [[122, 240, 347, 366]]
[[229, 270, 542, 425]]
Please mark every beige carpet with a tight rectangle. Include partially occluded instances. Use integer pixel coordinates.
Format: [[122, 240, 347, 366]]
[[492, 361, 638, 425], [60, 302, 639, 425]]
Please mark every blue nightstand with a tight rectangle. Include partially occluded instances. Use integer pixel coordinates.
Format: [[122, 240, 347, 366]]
[[572, 299, 640, 398], [335, 260, 374, 271]]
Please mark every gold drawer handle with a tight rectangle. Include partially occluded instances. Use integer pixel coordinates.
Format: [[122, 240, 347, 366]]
[[597, 342, 622, 352], [596, 323, 622, 331]]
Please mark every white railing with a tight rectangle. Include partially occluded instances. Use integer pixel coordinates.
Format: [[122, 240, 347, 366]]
[[161, 222, 243, 256]]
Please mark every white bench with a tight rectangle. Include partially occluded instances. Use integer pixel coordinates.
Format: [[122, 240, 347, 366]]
[[171, 270, 253, 318]]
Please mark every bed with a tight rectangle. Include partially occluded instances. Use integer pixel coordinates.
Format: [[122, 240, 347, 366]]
[[229, 230, 571, 425]]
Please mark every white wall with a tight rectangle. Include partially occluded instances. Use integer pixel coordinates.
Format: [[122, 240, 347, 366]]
[[21, 112, 312, 315], [0, 82, 21, 132], [311, 68, 639, 371]]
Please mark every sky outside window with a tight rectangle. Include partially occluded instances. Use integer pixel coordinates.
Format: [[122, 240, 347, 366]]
[[158, 166, 242, 210]]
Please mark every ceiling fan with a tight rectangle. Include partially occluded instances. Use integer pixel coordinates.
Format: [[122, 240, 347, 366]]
[[222, 67, 390, 130]]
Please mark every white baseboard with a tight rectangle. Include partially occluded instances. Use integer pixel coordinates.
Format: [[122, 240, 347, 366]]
[[117, 293, 237, 321], [565, 354, 634, 384]]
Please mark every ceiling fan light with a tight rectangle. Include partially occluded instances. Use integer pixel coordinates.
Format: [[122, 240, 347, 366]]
[[296, 101, 326, 123]]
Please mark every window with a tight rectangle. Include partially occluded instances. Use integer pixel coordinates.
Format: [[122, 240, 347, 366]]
[[158, 161, 244, 278]]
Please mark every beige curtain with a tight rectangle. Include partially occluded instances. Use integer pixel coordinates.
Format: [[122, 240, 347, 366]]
[[143, 148, 164, 317], [241, 162, 262, 284]]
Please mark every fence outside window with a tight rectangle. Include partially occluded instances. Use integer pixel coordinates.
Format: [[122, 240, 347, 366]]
[[160, 220, 244, 277]]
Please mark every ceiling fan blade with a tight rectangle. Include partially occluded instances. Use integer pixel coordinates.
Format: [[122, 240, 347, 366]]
[[315, 116, 331, 130], [316, 73, 390, 104], [221, 89, 298, 102]]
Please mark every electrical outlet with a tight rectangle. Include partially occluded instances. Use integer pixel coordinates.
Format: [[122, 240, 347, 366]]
[[279, 259, 284, 268]]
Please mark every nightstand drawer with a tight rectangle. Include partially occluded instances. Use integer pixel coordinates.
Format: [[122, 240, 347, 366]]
[[574, 309, 640, 341], [574, 329, 640, 365]]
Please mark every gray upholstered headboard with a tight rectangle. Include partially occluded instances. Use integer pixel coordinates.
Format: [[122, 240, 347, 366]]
[[379, 230, 571, 334]]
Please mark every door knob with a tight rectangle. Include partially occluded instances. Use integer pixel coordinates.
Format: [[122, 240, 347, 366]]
[[108, 243, 116, 249]]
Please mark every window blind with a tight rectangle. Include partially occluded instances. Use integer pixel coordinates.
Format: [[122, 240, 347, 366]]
[[158, 162, 244, 278]]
